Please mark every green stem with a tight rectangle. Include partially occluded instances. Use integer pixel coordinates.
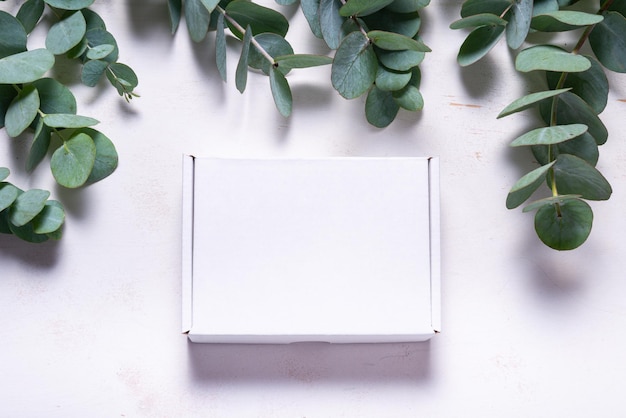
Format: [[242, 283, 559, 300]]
[[217, 6, 276, 67]]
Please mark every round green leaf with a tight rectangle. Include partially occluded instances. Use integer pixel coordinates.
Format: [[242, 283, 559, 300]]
[[0, 49, 55, 84], [539, 91, 607, 145], [377, 48, 424, 71], [8, 188, 50, 227], [534, 198, 592, 250], [50, 132, 96, 188], [106, 62, 139, 95], [506, 0, 532, 49], [366, 86, 399, 128], [269, 66, 292, 117], [375, 66, 412, 91], [553, 154, 612, 201], [532, 132, 599, 167], [45, 11, 86, 55], [0, 182, 20, 212], [320, 0, 345, 49], [85, 29, 119, 63], [368, 30, 431, 52], [43, 113, 99, 128], [392, 84, 423, 111], [461, 0, 510, 18], [449, 13, 507, 30], [339, 0, 394, 17], [248, 33, 293, 75], [225, 1, 289, 39], [9, 221, 49, 243], [531, 11, 604, 32], [32, 78, 77, 117], [515, 45, 591, 73], [362, 9, 422, 38], [331, 31, 378, 99], [589, 11, 626, 73], [0, 10, 28, 58], [546, 56, 609, 114], [78, 128, 118, 184], [498, 88, 571, 118], [510, 124, 588, 147], [17, 0, 45, 34], [386, 0, 429, 13], [0, 168, 9, 182], [506, 161, 555, 209], [523, 194, 580, 213], [32, 200, 65, 234], [44, 0, 95, 9], [86, 44, 115, 60], [5, 85, 40, 138], [81, 59, 109, 87], [457, 24, 505, 67]]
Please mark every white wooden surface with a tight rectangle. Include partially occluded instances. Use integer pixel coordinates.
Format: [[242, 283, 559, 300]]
[[2, 1, 626, 416]]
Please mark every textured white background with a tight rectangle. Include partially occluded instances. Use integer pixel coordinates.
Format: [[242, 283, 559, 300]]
[[2, 1, 626, 417]]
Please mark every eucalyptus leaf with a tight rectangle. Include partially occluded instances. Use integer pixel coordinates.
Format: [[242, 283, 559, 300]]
[[539, 91, 607, 145], [5, 85, 40, 138], [76, 128, 118, 184], [300, 0, 322, 38], [168, 0, 182, 34], [0, 168, 8, 182], [43, 113, 99, 128], [339, 0, 394, 17], [366, 86, 399, 128], [86, 44, 115, 60], [376, 66, 412, 91], [269, 66, 292, 117], [216, 12, 227, 81], [85, 28, 118, 63], [44, 0, 95, 10], [45, 11, 87, 55], [274, 54, 333, 72], [26, 119, 52, 172], [368, 30, 431, 52], [546, 56, 609, 114], [534, 198, 592, 250], [457, 24, 505, 67], [0, 10, 28, 58], [236, 26, 252, 93], [522, 194, 581, 213], [498, 88, 571, 118], [33, 78, 77, 116], [225, 1, 289, 39], [532, 132, 599, 167], [81, 59, 109, 87], [510, 124, 587, 147], [331, 31, 378, 99], [515, 45, 591, 73], [553, 153, 611, 201], [449, 13, 507, 30], [461, 0, 510, 18], [8, 188, 50, 227], [185, 0, 210, 42], [50, 132, 96, 188], [0, 49, 55, 84], [8, 220, 49, 243], [320, 0, 345, 49], [589, 11, 626, 73], [531, 11, 603, 32], [386, 0, 430, 13], [248, 33, 293, 75], [392, 83, 423, 111], [376, 48, 424, 71], [106, 62, 139, 95], [16, 0, 45, 35], [32, 201, 65, 234], [506, 161, 555, 209], [532, 0, 559, 16], [362, 9, 422, 38], [199, 0, 219, 12], [506, 0, 532, 49], [0, 182, 19, 212]]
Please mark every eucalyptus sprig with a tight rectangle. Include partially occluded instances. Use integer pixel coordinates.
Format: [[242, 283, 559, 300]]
[[0, 167, 65, 242], [0, 0, 139, 243], [452, 0, 624, 250], [169, 0, 430, 127]]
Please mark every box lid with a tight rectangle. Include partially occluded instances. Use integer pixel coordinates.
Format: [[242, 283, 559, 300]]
[[183, 157, 440, 343]]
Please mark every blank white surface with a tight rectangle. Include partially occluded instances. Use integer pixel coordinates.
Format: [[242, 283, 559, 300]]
[[1, 1, 626, 417], [189, 158, 434, 341]]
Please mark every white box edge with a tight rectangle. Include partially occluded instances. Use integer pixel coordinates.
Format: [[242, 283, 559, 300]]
[[182, 154, 195, 334], [428, 157, 442, 334]]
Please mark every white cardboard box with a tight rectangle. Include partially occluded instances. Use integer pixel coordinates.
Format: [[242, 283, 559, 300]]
[[182, 156, 440, 343]]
